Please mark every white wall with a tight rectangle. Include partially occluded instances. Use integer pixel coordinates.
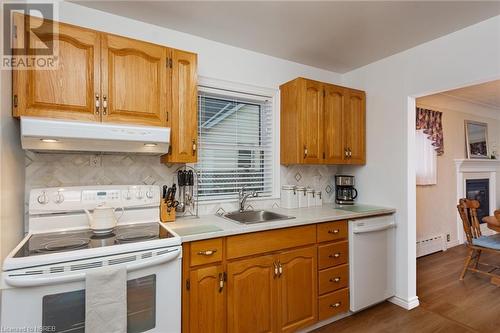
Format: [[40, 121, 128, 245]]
[[0, 45, 25, 259], [342, 15, 500, 308], [416, 95, 500, 247], [57, 2, 341, 89]]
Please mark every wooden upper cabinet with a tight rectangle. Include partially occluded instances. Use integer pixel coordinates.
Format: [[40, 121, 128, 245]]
[[227, 255, 277, 333], [12, 14, 198, 145], [13, 16, 100, 121], [323, 84, 345, 164], [161, 49, 198, 163], [280, 77, 365, 165], [101, 34, 168, 126], [188, 265, 225, 333], [345, 90, 366, 164], [278, 246, 317, 333], [300, 79, 324, 164]]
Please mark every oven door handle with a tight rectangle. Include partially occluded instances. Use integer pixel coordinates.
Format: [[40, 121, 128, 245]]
[[5, 248, 181, 288]]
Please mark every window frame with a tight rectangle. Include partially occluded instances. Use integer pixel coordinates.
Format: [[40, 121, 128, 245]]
[[195, 76, 280, 203]]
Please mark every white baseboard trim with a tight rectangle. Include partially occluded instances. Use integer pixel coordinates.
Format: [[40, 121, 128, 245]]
[[389, 295, 420, 310]]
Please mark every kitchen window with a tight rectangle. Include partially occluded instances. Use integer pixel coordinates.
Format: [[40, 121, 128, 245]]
[[196, 84, 275, 201]]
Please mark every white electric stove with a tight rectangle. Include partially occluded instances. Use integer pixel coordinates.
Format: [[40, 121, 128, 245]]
[[1, 185, 182, 333]]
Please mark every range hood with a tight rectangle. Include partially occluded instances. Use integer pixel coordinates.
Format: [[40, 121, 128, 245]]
[[21, 117, 170, 154]]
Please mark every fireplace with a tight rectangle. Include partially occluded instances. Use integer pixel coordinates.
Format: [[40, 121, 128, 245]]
[[466, 178, 489, 224]]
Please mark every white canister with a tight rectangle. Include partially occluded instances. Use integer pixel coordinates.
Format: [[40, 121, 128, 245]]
[[280, 185, 298, 209], [306, 188, 315, 207], [296, 186, 307, 208], [315, 191, 323, 206]]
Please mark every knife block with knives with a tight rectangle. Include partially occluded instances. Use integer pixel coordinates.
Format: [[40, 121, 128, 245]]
[[160, 184, 178, 222]]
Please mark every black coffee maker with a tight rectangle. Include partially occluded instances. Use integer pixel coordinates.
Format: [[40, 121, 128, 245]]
[[335, 175, 358, 205]]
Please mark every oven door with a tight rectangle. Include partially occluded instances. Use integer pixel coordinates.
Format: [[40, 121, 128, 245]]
[[1, 246, 181, 333]]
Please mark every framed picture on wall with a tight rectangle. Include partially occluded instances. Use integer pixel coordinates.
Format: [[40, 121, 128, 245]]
[[465, 120, 489, 159]]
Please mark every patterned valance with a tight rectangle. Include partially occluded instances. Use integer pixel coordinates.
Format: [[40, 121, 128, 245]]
[[416, 107, 444, 156]]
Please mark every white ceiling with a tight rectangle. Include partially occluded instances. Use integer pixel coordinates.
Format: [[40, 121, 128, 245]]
[[442, 80, 500, 110], [74, 1, 500, 73]]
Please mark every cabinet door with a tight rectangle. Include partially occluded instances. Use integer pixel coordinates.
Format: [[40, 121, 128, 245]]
[[227, 255, 277, 333], [278, 246, 317, 333], [189, 265, 225, 333], [101, 34, 168, 126], [299, 80, 323, 164], [323, 85, 346, 164], [344, 90, 366, 164], [13, 16, 100, 121], [162, 49, 198, 163]]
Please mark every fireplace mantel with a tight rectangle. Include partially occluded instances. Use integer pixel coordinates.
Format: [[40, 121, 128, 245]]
[[455, 158, 497, 244], [454, 159, 500, 173]]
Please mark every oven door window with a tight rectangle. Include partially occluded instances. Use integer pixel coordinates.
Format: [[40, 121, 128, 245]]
[[42, 275, 156, 333]]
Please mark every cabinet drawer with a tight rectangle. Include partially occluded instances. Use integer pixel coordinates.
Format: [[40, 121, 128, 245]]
[[317, 221, 347, 243], [190, 238, 223, 267], [318, 264, 349, 295], [226, 225, 316, 259], [318, 241, 348, 269], [318, 288, 349, 321]]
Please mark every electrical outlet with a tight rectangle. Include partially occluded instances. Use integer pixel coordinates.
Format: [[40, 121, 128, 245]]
[[446, 234, 450, 242], [89, 155, 102, 168]]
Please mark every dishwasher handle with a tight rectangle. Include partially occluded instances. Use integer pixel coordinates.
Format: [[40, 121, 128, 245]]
[[352, 223, 396, 234]]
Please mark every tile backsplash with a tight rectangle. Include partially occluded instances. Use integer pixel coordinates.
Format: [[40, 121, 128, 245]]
[[25, 152, 338, 225]]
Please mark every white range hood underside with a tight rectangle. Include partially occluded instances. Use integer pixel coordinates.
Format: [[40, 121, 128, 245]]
[[21, 117, 171, 155]]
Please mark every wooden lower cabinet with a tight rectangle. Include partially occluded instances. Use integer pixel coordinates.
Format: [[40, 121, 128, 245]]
[[188, 265, 225, 333], [183, 222, 350, 333], [278, 247, 317, 333], [227, 254, 277, 333]]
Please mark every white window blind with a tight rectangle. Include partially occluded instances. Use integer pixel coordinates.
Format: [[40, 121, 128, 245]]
[[196, 88, 273, 201], [416, 129, 437, 185]]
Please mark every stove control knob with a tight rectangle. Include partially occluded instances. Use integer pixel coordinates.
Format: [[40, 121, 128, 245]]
[[125, 190, 132, 200], [146, 189, 154, 199], [37, 191, 49, 205], [136, 191, 144, 199], [55, 191, 64, 204]]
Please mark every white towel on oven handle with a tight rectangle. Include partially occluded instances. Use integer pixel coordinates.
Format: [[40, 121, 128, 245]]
[[85, 266, 127, 333]]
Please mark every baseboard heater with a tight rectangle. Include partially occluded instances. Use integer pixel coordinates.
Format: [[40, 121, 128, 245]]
[[416, 234, 447, 257]]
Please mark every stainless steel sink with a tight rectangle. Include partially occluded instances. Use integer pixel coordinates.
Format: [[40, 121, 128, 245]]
[[223, 210, 295, 224]]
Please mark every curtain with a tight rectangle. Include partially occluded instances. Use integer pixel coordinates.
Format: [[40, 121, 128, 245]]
[[416, 129, 437, 185], [416, 107, 444, 156]]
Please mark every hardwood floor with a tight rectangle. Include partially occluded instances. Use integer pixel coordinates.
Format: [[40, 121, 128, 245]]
[[313, 245, 500, 333]]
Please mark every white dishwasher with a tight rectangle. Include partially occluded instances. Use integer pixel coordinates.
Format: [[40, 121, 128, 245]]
[[349, 214, 396, 312]]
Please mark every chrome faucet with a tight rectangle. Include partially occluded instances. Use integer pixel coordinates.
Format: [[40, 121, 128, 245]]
[[238, 186, 258, 213]]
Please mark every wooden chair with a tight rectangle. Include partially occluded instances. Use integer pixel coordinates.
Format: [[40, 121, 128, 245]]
[[456, 198, 500, 281]]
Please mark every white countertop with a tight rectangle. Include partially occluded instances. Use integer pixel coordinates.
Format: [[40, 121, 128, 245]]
[[166, 204, 395, 242]]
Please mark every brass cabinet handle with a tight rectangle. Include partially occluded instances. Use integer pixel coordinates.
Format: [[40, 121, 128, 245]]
[[344, 148, 348, 158], [273, 262, 279, 278], [218, 273, 224, 293], [102, 95, 108, 115], [329, 302, 341, 308], [304, 146, 308, 158], [329, 277, 341, 283], [95, 94, 100, 115], [328, 229, 340, 234], [197, 249, 217, 256], [329, 252, 341, 259], [278, 262, 283, 277], [348, 148, 352, 158], [192, 139, 197, 153]]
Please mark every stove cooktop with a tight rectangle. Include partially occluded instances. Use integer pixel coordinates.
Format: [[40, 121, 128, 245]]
[[14, 222, 175, 258]]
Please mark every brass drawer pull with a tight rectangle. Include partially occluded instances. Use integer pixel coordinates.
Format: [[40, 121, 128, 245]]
[[329, 302, 341, 308], [329, 277, 341, 283], [197, 249, 217, 256], [329, 252, 341, 259], [328, 229, 340, 234]]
